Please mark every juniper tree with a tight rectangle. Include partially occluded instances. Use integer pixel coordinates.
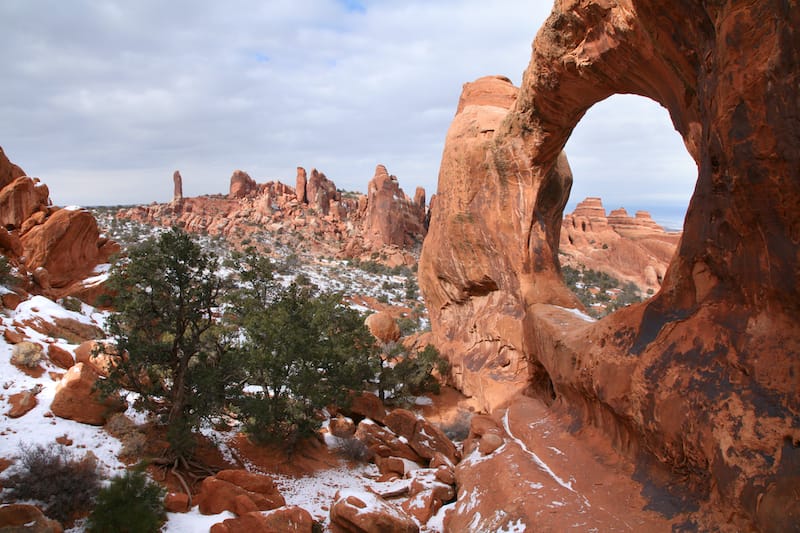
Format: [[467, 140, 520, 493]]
[[102, 228, 230, 455]]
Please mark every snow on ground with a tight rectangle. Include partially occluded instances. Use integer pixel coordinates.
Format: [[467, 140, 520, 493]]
[[164, 508, 235, 532], [0, 299, 126, 477], [273, 462, 380, 526], [554, 305, 597, 322]]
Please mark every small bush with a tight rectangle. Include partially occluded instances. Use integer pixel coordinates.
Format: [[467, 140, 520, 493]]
[[86, 469, 166, 533], [335, 436, 372, 463], [0, 255, 16, 287], [4, 444, 102, 524], [59, 296, 83, 313], [10, 342, 43, 368]]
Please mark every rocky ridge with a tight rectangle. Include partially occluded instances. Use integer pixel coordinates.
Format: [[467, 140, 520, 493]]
[[419, 2, 800, 530], [560, 196, 681, 290], [118, 164, 427, 268]]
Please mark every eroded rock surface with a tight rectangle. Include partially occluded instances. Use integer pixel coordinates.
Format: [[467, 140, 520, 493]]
[[560, 197, 680, 290], [0, 147, 117, 299], [419, 2, 800, 529]]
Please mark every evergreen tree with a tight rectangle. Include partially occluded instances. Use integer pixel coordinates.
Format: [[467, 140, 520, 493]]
[[102, 228, 229, 455], [231, 274, 377, 446]]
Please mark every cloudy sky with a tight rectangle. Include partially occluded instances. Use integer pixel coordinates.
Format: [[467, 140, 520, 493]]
[[1, 0, 696, 228]]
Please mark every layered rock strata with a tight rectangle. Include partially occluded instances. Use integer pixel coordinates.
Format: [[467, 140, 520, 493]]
[[419, 2, 800, 529]]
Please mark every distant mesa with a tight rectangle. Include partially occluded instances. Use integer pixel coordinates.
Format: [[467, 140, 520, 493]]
[[118, 163, 428, 267]]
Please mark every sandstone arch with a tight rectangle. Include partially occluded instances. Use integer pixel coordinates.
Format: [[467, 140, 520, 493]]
[[419, 1, 799, 529]]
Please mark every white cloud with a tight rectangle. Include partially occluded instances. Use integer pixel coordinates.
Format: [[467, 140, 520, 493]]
[[0, 0, 694, 226]]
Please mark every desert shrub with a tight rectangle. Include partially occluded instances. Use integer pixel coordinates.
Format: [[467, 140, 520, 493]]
[[334, 436, 372, 463], [380, 344, 450, 406], [10, 342, 43, 368], [0, 255, 16, 287], [86, 469, 165, 533], [3, 444, 102, 524], [59, 296, 83, 313]]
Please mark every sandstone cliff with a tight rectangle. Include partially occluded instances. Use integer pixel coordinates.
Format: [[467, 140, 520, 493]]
[[419, 2, 800, 530]]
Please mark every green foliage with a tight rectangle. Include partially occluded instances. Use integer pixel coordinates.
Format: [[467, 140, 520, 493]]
[[0, 255, 16, 287], [561, 265, 644, 318], [397, 316, 419, 337], [59, 296, 83, 313], [378, 344, 449, 406], [86, 469, 166, 533], [4, 444, 101, 524], [348, 258, 414, 278], [232, 278, 378, 446], [101, 227, 230, 455]]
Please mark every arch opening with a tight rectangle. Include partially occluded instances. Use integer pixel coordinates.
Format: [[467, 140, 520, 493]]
[[557, 94, 697, 318]]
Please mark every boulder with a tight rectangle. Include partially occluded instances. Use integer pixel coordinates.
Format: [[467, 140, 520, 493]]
[[364, 312, 400, 344], [20, 207, 109, 289], [50, 362, 124, 425], [0, 504, 62, 533], [164, 492, 190, 513], [74, 340, 117, 377], [47, 344, 74, 370], [195, 470, 285, 516], [345, 391, 387, 424], [7, 389, 38, 418], [385, 408, 460, 465], [354, 420, 423, 463], [213, 507, 314, 533], [330, 490, 418, 533], [0, 177, 50, 230], [329, 415, 356, 439]]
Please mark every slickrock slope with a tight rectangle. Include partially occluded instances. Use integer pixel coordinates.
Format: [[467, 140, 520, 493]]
[[560, 197, 681, 290], [0, 147, 117, 298], [419, 2, 799, 530], [119, 165, 427, 266]]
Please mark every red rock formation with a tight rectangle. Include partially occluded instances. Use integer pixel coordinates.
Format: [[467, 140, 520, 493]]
[[20, 207, 115, 289], [195, 469, 285, 516], [173, 170, 183, 202], [330, 490, 418, 533], [363, 165, 426, 250], [0, 146, 25, 190], [212, 507, 314, 533], [295, 166, 307, 204], [365, 311, 401, 344], [50, 363, 124, 425], [419, 1, 800, 529], [560, 197, 680, 290], [305, 168, 338, 215], [0, 147, 117, 299], [119, 164, 427, 267], [229, 170, 258, 199], [0, 177, 50, 229]]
